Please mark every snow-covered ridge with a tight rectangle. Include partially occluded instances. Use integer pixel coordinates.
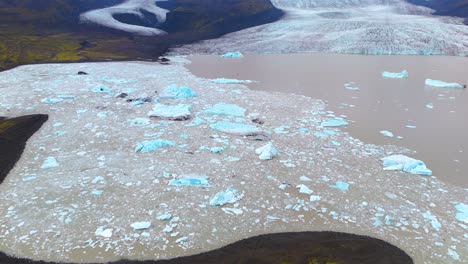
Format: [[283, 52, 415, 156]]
[[80, 0, 169, 36]]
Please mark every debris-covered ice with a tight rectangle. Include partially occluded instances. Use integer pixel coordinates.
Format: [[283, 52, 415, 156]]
[[148, 103, 192, 121], [210, 188, 243, 206], [221, 52, 243, 58], [425, 79, 465, 89], [381, 154, 432, 176], [255, 142, 280, 160], [382, 70, 409, 79]]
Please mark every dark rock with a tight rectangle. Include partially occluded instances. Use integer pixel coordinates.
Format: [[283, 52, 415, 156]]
[[117, 93, 129, 99], [251, 117, 265, 125], [77, 71, 88, 75]]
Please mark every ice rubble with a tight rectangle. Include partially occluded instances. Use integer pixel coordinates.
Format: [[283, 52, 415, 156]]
[[202, 103, 246, 117], [148, 104, 192, 121], [255, 143, 280, 160], [382, 70, 409, 79], [210, 188, 243, 206], [80, 0, 169, 36], [160, 85, 196, 99], [381, 154, 432, 176], [221, 52, 243, 58], [211, 78, 253, 84], [135, 140, 175, 153], [425, 79, 465, 89]]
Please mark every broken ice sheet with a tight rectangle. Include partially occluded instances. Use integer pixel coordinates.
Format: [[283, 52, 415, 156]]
[[381, 154, 432, 176], [135, 140, 175, 153], [422, 211, 441, 231], [148, 103, 192, 121], [202, 103, 246, 117], [255, 142, 280, 160], [210, 188, 243, 206], [130, 221, 151, 230], [160, 84, 196, 99], [425, 79, 465, 89], [169, 175, 209, 187], [382, 70, 409, 79]]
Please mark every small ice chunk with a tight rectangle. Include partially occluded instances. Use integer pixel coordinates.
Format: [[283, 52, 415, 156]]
[[405, 125, 416, 129], [175, 237, 188, 244], [41, 157, 59, 169], [211, 78, 253, 84], [210, 188, 243, 206], [203, 103, 246, 117], [329, 181, 349, 191], [221, 51, 243, 58], [296, 184, 313, 195], [210, 121, 268, 138], [380, 130, 394, 138], [255, 143, 280, 160], [344, 82, 360, 91], [299, 176, 312, 181], [455, 203, 468, 223], [310, 195, 321, 202], [128, 118, 151, 127], [425, 79, 465, 89], [135, 140, 175, 153], [130, 221, 151, 230], [160, 85, 196, 99], [41, 98, 64, 104], [95, 226, 113, 238], [381, 154, 432, 176], [158, 213, 172, 221], [422, 211, 441, 231], [92, 85, 112, 93], [382, 70, 409, 79], [222, 208, 243, 215], [426, 103, 434, 109], [169, 175, 209, 187], [148, 104, 192, 121], [321, 118, 349, 127]]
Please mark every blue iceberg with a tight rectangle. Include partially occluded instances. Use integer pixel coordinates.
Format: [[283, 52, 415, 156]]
[[160, 85, 196, 99], [344, 82, 360, 91], [203, 103, 246, 117], [455, 203, 467, 224], [148, 104, 192, 121], [210, 188, 243, 206], [425, 79, 465, 89], [221, 51, 243, 58], [321, 118, 349, 127], [382, 70, 409, 79], [381, 154, 432, 176], [169, 175, 209, 187], [135, 140, 175, 153], [330, 181, 349, 191]]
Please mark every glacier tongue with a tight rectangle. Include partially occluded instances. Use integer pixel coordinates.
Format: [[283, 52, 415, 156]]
[[172, 0, 468, 56]]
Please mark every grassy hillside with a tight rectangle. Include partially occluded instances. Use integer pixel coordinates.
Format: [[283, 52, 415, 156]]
[[0, 0, 283, 71]]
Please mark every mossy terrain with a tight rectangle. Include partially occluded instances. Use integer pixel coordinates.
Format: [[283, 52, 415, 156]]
[[0, 0, 283, 71]]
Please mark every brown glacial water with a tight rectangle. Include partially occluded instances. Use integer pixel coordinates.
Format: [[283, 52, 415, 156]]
[[187, 54, 468, 187]]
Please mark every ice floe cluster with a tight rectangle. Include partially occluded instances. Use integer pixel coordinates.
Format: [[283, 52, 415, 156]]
[[0, 59, 466, 263]]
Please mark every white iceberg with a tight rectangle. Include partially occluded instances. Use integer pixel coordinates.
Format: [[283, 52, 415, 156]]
[[381, 154, 432, 176], [296, 184, 313, 195], [210, 121, 270, 139], [255, 143, 280, 160], [41, 157, 59, 169], [148, 103, 192, 121], [425, 79, 465, 89], [210, 188, 243, 206], [382, 70, 409, 79]]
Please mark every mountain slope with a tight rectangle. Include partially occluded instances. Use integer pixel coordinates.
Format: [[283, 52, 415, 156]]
[[407, 0, 468, 22]]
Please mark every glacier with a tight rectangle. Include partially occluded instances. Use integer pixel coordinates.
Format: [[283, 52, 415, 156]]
[[172, 0, 468, 55]]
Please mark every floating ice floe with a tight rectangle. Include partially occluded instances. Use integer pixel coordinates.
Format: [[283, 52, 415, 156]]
[[210, 121, 270, 139], [211, 78, 253, 84], [169, 175, 209, 187], [157, 213, 172, 221], [221, 52, 243, 58], [426, 103, 434, 109], [382, 70, 409, 79], [160, 85, 196, 99], [330, 181, 349, 191], [405, 125, 417, 129], [135, 140, 175, 153], [455, 203, 467, 223], [296, 184, 313, 195], [203, 103, 246, 117], [148, 104, 192, 121], [321, 118, 349, 127], [95, 226, 113, 238], [380, 130, 394, 138], [255, 142, 280, 160], [131, 221, 151, 230], [41, 157, 59, 169], [210, 188, 243, 206], [381, 154, 432, 176], [344, 82, 360, 91], [425, 79, 465, 89]]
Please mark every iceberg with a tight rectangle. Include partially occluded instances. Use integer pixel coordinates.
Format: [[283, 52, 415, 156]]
[[321, 118, 349, 127], [426, 103, 434, 109], [211, 78, 253, 84], [381, 154, 432, 176], [169, 175, 209, 187], [330, 181, 349, 191], [157, 213, 172, 221], [255, 143, 280, 160], [296, 184, 313, 195], [41, 157, 59, 169], [221, 51, 243, 58], [382, 70, 409, 79], [148, 103, 192, 121], [380, 130, 394, 138], [160, 85, 196, 99], [425, 79, 465, 89], [135, 140, 175, 153], [130, 221, 151, 230], [95, 226, 113, 238], [455, 203, 468, 224], [210, 121, 268, 138], [344, 82, 360, 91], [210, 188, 243, 206], [203, 103, 246, 117]]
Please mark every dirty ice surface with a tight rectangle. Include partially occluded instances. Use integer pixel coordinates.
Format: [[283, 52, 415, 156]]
[[0, 59, 467, 264]]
